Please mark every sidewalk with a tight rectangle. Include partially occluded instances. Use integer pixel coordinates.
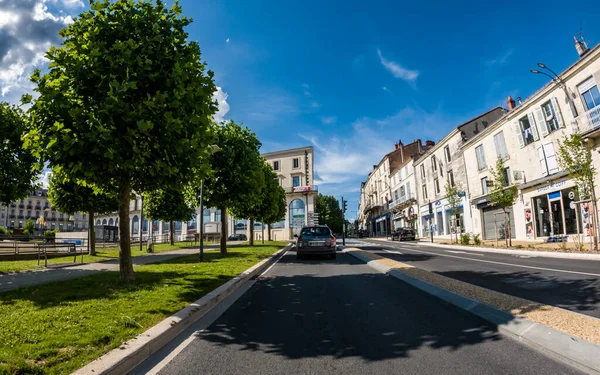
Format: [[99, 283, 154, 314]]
[[0, 245, 219, 293], [367, 237, 600, 260]]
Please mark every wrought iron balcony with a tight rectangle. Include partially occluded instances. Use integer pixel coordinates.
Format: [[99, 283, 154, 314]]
[[388, 193, 416, 210], [572, 106, 600, 136]]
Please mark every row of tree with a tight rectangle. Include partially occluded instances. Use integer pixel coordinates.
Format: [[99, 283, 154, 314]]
[[0, 0, 286, 282]]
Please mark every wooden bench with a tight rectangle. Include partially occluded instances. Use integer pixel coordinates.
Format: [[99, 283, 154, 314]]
[[36, 243, 83, 267]]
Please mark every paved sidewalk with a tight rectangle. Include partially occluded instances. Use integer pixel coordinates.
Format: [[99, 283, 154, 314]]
[[0, 246, 219, 293]]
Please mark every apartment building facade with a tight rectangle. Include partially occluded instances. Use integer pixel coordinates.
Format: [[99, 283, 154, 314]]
[[414, 108, 506, 239], [463, 40, 600, 241], [389, 158, 418, 232]]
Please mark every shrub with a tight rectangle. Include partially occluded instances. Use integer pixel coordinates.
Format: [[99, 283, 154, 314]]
[[515, 245, 523, 249], [44, 229, 60, 238], [473, 233, 481, 246], [460, 233, 471, 245], [0, 226, 9, 235]]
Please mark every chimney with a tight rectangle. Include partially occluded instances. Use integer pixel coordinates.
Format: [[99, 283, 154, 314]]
[[425, 140, 435, 147], [575, 35, 589, 57], [394, 142, 399, 150], [517, 97, 522, 105], [507, 96, 516, 110]]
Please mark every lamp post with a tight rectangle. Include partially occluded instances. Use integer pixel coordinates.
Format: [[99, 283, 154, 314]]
[[530, 63, 578, 117], [199, 144, 221, 262]]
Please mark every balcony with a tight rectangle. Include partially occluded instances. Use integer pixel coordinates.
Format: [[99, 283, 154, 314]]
[[388, 193, 416, 211], [18, 204, 24, 208], [284, 185, 318, 194], [572, 106, 600, 136], [26, 204, 33, 209]]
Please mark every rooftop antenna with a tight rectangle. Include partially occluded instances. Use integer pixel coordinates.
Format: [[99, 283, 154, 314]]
[[578, 24, 589, 49]]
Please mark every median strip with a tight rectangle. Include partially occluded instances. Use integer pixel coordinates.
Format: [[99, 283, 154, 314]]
[[345, 247, 600, 374]]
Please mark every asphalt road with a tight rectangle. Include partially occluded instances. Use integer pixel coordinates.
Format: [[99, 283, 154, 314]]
[[133, 249, 582, 375], [357, 238, 600, 318]]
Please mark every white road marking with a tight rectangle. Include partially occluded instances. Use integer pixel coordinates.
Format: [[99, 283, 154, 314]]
[[385, 245, 600, 277], [383, 249, 403, 255], [446, 250, 484, 256]]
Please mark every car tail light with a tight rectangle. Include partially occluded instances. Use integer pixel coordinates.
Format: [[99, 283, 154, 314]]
[[331, 236, 336, 248]]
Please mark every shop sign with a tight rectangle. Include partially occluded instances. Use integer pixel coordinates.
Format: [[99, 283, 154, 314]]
[[376, 216, 386, 223], [292, 186, 313, 192], [536, 178, 567, 194], [568, 191, 575, 200]]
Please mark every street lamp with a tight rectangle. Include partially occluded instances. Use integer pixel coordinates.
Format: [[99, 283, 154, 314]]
[[199, 144, 221, 262], [530, 63, 578, 117]]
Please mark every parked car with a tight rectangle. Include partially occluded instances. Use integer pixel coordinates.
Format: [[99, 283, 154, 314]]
[[358, 230, 369, 238], [391, 228, 416, 241], [227, 233, 247, 241], [295, 225, 336, 260]]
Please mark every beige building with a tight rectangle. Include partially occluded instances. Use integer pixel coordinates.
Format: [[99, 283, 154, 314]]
[[462, 38, 600, 241], [414, 108, 506, 239], [262, 146, 317, 240]]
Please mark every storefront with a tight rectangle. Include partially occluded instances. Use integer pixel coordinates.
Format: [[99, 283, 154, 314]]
[[473, 196, 516, 240], [525, 178, 582, 238], [371, 213, 391, 237]]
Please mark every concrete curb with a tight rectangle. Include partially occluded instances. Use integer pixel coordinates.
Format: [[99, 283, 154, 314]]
[[346, 248, 600, 375], [370, 238, 600, 261], [71, 245, 291, 375]]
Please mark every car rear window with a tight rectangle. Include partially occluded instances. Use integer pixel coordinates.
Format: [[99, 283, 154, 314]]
[[301, 227, 331, 236]]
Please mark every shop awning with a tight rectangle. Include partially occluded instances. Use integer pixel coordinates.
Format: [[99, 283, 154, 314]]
[[517, 170, 569, 191]]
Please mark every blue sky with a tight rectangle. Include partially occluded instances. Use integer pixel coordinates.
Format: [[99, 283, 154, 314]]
[[2, 0, 600, 221]]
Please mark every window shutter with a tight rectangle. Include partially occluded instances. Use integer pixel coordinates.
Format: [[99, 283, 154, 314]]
[[538, 146, 548, 176], [544, 143, 559, 174], [534, 107, 549, 137], [528, 112, 540, 140], [551, 97, 565, 128], [515, 121, 525, 148]]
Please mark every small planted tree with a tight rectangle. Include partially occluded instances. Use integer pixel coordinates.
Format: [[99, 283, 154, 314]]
[[316, 194, 343, 234], [444, 181, 462, 244], [144, 188, 195, 246], [202, 121, 264, 254], [0, 103, 37, 205], [558, 133, 598, 250], [48, 170, 119, 255], [25, 0, 217, 282], [23, 218, 35, 237], [489, 158, 517, 247]]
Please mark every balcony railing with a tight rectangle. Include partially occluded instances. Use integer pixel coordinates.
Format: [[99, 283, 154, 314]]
[[572, 106, 600, 135], [284, 185, 318, 194], [388, 192, 416, 210]]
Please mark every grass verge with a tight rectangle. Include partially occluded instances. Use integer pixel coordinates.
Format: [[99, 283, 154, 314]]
[[0, 242, 287, 375], [0, 241, 213, 274]]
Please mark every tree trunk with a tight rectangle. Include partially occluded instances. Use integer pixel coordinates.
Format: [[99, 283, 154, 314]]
[[220, 206, 227, 255], [262, 222, 265, 244], [88, 210, 96, 256], [503, 210, 508, 248], [118, 180, 134, 282], [267, 223, 272, 241], [169, 220, 174, 245], [249, 218, 255, 246]]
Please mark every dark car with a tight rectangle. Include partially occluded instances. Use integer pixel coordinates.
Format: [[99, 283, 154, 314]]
[[227, 233, 247, 241], [391, 228, 416, 241], [295, 225, 336, 260]]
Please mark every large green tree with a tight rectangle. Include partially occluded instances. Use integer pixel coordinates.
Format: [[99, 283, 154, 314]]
[[24, 0, 217, 281], [48, 170, 119, 255], [316, 194, 343, 234], [0, 103, 37, 205], [201, 121, 264, 254], [144, 188, 194, 245], [489, 158, 517, 247], [444, 181, 463, 244]]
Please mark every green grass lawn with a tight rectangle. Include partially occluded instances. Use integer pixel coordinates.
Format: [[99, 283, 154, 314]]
[[0, 241, 212, 274], [0, 242, 287, 375]]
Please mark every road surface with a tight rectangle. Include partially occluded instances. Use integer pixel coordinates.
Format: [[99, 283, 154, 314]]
[[132, 248, 582, 375]]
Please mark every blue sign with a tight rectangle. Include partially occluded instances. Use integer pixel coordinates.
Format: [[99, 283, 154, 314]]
[[548, 191, 561, 200]]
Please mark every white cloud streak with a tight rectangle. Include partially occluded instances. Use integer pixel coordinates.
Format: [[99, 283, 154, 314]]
[[377, 48, 419, 84], [213, 86, 230, 123]]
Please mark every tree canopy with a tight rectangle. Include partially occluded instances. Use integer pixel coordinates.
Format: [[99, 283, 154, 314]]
[[316, 194, 343, 234], [144, 188, 195, 245], [0, 103, 37, 205], [25, 0, 218, 281]]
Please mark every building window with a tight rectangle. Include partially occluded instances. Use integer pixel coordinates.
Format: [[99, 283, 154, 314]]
[[215, 210, 221, 223], [420, 164, 426, 179], [481, 177, 489, 195], [434, 178, 440, 195], [293, 158, 299, 169], [27, 210, 31, 218], [83, 214, 87, 220], [475, 145, 486, 170], [444, 146, 451, 163], [536, 100, 562, 135], [203, 209, 211, 223], [580, 80, 600, 112], [448, 170, 455, 187], [516, 114, 538, 147], [273, 161, 279, 171], [132, 215, 139, 235], [292, 176, 301, 187], [538, 142, 559, 177], [431, 156, 437, 172], [439, 166, 443, 177], [493, 131, 508, 160], [422, 184, 428, 199], [503, 167, 511, 186]]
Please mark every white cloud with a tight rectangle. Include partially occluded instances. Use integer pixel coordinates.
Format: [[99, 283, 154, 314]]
[[36, 170, 53, 189], [213, 86, 230, 123], [320, 116, 336, 125], [226, 38, 230, 43], [377, 48, 419, 84], [310, 101, 320, 108], [484, 48, 514, 67], [0, 0, 77, 104], [302, 83, 310, 89], [382, 86, 391, 93]]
